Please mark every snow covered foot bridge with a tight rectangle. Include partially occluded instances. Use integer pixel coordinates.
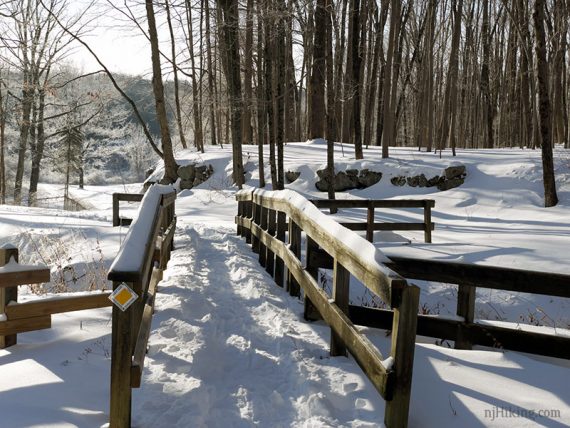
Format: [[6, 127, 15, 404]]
[[107, 186, 570, 428], [107, 185, 419, 427]]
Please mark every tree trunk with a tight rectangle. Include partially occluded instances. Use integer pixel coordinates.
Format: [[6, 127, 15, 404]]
[[146, 0, 178, 183], [480, 1, 494, 149], [533, 0, 558, 207], [165, 0, 187, 150], [217, 0, 244, 187], [379, 0, 401, 158], [186, 0, 205, 153], [243, 0, 254, 145], [28, 86, 47, 205], [308, 0, 327, 139], [204, 0, 218, 146]]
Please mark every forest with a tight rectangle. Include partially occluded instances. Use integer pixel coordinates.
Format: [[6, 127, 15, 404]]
[[0, 0, 568, 207]]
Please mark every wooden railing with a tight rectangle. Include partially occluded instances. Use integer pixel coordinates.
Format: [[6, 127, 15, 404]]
[[380, 257, 570, 359], [236, 189, 420, 428], [107, 185, 176, 427], [310, 199, 435, 243], [0, 246, 111, 349], [307, 232, 570, 360], [112, 193, 144, 227]]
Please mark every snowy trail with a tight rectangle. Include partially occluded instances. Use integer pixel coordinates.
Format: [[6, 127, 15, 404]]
[[133, 223, 384, 427]]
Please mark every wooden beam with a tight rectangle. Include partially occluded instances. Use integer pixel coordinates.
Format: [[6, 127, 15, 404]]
[[131, 268, 161, 388], [386, 256, 570, 298], [5, 293, 112, 320], [1, 247, 19, 348], [455, 284, 475, 349], [340, 222, 433, 232], [385, 285, 420, 428], [311, 199, 435, 209], [348, 305, 570, 360], [330, 261, 350, 356], [0, 315, 51, 335], [0, 268, 50, 289], [110, 281, 135, 427]]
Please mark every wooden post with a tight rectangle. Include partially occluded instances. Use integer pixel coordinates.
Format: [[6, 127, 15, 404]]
[[287, 221, 301, 297], [423, 202, 432, 243], [275, 212, 286, 287], [304, 237, 322, 321], [109, 281, 135, 427], [245, 199, 253, 244], [237, 200, 244, 236], [366, 202, 375, 242], [266, 209, 276, 277], [385, 285, 420, 428], [0, 246, 19, 348], [259, 206, 268, 267], [330, 260, 350, 356], [455, 284, 476, 350], [252, 201, 261, 253], [112, 194, 120, 227]]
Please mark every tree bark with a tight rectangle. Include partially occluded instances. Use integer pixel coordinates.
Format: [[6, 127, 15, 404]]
[[146, 0, 178, 183], [533, 0, 558, 207], [217, 0, 244, 187]]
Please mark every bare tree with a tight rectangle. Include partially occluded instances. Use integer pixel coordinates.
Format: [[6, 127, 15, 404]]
[[533, 0, 558, 207], [145, 0, 178, 183]]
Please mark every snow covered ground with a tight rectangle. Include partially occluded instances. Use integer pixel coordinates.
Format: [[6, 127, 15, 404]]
[[1, 141, 569, 427]]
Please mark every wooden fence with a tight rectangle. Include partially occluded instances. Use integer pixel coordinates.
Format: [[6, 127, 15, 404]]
[[107, 187, 176, 427], [236, 189, 420, 428], [112, 193, 144, 227], [304, 205, 570, 360], [0, 246, 111, 349], [310, 199, 435, 243]]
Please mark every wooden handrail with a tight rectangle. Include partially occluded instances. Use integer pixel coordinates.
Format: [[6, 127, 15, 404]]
[[310, 198, 435, 243], [236, 189, 419, 428]]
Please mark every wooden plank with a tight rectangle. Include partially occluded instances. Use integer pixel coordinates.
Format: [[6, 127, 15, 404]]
[[109, 281, 135, 427], [115, 193, 144, 202], [423, 202, 432, 243], [366, 203, 375, 242], [237, 201, 244, 237], [287, 221, 301, 297], [131, 268, 161, 388], [0, 315, 51, 335], [385, 285, 420, 428], [311, 199, 435, 209], [266, 209, 276, 277], [0, 268, 50, 289], [386, 256, 570, 298], [259, 206, 268, 267], [275, 212, 286, 287], [348, 305, 458, 339], [251, 202, 261, 254], [348, 305, 570, 360], [1, 247, 20, 348], [6, 293, 112, 320], [330, 261, 350, 356], [251, 222, 393, 399], [245, 200, 253, 244], [455, 284, 475, 349], [112, 194, 120, 227], [340, 222, 433, 232], [303, 237, 321, 321]]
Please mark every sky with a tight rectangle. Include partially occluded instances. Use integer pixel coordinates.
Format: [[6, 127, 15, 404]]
[[68, 1, 158, 77]]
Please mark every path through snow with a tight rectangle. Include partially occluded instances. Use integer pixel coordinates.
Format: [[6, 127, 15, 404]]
[[132, 223, 384, 427]]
